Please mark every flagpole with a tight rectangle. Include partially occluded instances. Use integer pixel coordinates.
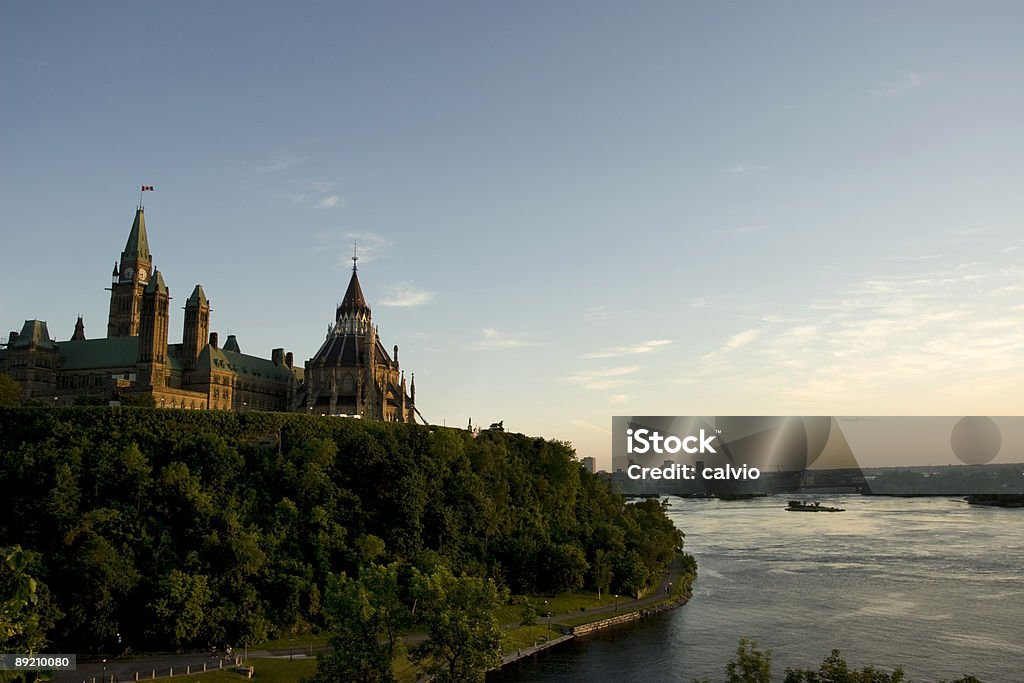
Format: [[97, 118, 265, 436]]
[[139, 185, 143, 209]]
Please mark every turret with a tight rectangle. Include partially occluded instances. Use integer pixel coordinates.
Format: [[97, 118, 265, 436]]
[[182, 285, 210, 371], [71, 316, 86, 342], [137, 270, 170, 390]]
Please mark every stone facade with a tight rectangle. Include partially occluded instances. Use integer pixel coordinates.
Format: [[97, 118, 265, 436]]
[[0, 206, 418, 422]]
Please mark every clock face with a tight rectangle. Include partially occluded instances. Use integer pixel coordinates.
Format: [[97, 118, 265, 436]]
[[138, 269, 148, 283], [122, 267, 134, 282]]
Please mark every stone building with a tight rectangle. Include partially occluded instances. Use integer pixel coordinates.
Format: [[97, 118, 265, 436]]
[[1, 204, 420, 422], [298, 254, 418, 422], [1, 207, 301, 411]]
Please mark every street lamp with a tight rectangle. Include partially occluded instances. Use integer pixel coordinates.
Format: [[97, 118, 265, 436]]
[[102, 659, 107, 683], [614, 594, 618, 612], [544, 600, 551, 631]]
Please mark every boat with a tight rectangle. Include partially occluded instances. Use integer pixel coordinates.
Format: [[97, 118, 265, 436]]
[[786, 500, 845, 512]]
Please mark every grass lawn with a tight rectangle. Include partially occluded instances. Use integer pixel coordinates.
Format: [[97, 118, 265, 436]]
[[190, 657, 317, 681], [494, 591, 617, 623]]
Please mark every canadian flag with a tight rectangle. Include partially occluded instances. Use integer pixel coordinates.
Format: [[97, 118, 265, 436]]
[[141, 185, 155, 191]]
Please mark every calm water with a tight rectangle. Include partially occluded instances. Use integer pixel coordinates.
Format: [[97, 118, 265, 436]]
[[491, 496, 1024, 682]]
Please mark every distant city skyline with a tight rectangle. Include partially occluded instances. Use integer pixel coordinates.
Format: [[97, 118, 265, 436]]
[[3, 2, 1023, 469]]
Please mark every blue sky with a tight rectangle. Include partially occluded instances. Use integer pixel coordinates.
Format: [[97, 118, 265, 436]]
[[3, 2, 1023, 468]]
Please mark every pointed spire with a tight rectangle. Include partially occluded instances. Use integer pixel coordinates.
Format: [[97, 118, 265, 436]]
[[144, 269, 167, 294], [186, 284, 208, 307], [71, 316, 86, 341], [337, 268, 369, 317], [352, 241, 359, 272], [122, 208, 151, 263]]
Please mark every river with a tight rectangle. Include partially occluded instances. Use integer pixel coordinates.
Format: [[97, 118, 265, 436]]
[[490, 495, 1024, 682]]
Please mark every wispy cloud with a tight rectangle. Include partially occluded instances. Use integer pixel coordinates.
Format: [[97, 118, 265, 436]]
[[313, 231, 392, 269], [690, 297, 709, 309], [314, 195, 342, 209], [471, 328, 536, 351], [688, 262, 1024, 408], [608, 394, 631, 405], [570, 419, 612, 434], [702, 328, 762, 363], [255, 156, 305, 173], [380, 282, 434, 307], [1001, 246, 1020, 254], [725, 163, 768, 174], [583, 306, 612, 322], [870, 72, 927, 97], [282, 179, 343, 209], [583, 339, 673, 360], [564, 366, 640, 390]]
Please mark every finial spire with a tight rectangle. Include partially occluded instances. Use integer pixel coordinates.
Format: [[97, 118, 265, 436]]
[[352, 241, 359, 272]]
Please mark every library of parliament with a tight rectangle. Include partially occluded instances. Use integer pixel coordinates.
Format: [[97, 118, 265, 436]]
[[0, 205, 419, 423]]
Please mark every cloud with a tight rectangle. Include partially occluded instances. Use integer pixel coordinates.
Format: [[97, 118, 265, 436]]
[[870, 72, 926, 97], [690, 298, 709, 308], [701, 328, 762, 363], [380, 282, 434, 307], [583, 339, 673, 359], [583, 306, 611, 322], [282, 179, 343, 209], [725, 164, 768, 174], [564, 366, 640, 391], [690, 262, 1024, 408], [608, 394, 631, 405], [313, 231, 393, 269], [255, 156, 305, 173], [1002, 246, 1021, 254], [314, 195, 342, 209], [570, 419, 612, 435], [471, 328, 536, 350], [344, 232, 392, 263]]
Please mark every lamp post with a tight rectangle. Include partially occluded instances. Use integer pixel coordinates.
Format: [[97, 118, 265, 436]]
[[102, 659, 107, 683], [544, 600, 551, 631], [614, 594, 618, 612]]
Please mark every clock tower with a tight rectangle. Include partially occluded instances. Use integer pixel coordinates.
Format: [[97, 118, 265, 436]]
[[107, 207, 153, 337]]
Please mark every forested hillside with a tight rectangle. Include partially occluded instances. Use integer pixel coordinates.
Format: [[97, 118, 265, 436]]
[[0, 409, 682, 653]]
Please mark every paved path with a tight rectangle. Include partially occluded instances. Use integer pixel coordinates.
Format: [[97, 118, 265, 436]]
[[58, 557, 687, 682]]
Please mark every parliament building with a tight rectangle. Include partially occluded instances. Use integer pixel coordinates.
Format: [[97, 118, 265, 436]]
[[0, 206, 419, 423]]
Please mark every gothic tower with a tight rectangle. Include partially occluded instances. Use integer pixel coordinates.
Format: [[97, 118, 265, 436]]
[[137, 270, 169, 389], [107, 208, 154, 337], [302, 248, 417, 422], [182, 285, 210, 371]]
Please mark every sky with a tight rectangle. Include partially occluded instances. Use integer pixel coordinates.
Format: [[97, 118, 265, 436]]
[[2, 2, 1023, 469]]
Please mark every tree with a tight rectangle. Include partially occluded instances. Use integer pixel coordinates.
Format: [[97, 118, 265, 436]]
[[783, 648, 907, 683], [412, 566, 506, 683], [305, 563, 408, 683], [591, 549, 612, 601], [150, 570, 212, 647], [0, 375, 22, 407], [727, 638, 772, 683]]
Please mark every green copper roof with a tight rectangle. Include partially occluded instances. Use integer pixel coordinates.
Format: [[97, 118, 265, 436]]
[[12, 320, 56, 349], [186, 284, 208, 307], [223, 335, 240, 353], [57, 337, 183, 372], [122, 208, 151, 263], [57, 337, 138, 370], [198, 344, 297, 384]]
